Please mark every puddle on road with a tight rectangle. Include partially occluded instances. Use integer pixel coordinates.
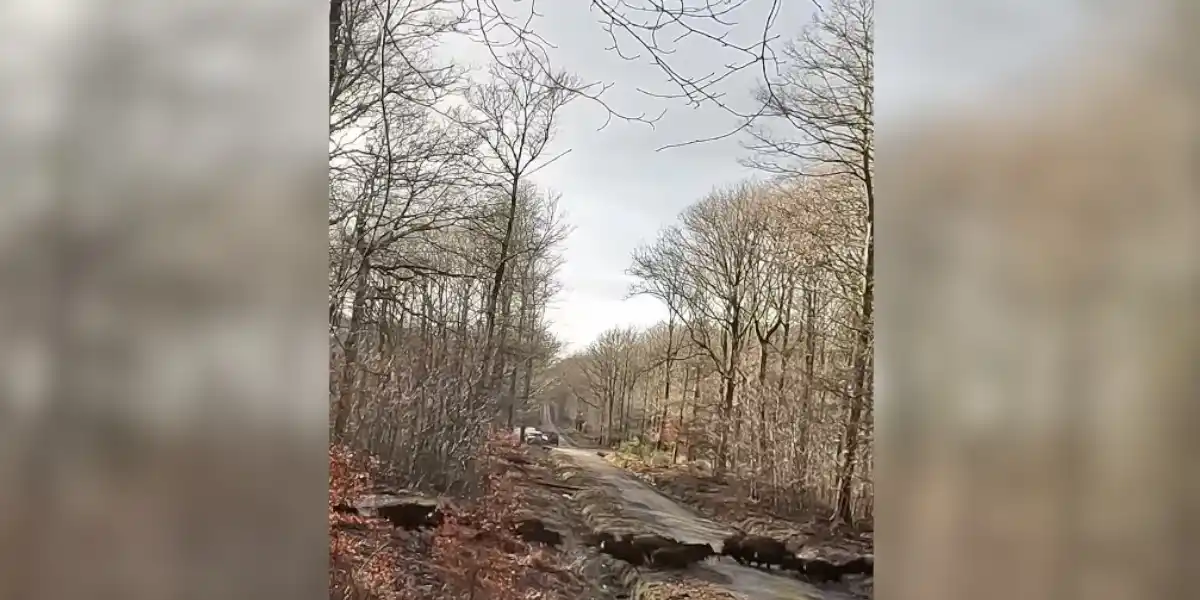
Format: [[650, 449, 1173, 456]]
[[555, 448, 861, 600]]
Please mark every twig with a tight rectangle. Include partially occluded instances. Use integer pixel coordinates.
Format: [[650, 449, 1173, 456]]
[[529, 479, 583, 492]]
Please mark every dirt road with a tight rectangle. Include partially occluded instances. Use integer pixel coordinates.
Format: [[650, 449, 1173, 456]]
[[550, 440, 858, 600]]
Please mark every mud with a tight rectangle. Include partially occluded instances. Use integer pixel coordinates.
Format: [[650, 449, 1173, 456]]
[[552, 445, 860, 600]]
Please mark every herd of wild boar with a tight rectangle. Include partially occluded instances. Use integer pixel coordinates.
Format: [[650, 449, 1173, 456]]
[[584, 529, 874, 583], [336, 497, 873, 586]]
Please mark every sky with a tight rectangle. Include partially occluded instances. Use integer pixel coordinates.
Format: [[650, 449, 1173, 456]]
[[441, 1, 815, 353], [437, 0, 1110, 354]]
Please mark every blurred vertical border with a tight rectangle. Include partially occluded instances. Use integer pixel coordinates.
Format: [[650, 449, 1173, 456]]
[[878, 0, 1198, 599], [0, 0, 329, 599]]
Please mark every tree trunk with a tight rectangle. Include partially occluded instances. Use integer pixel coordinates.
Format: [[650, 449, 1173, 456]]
[[618, 361, 632, 442], [655, 392, 671, 452], [457, 280, 472, 391], [757, 339, 769, 384], [494, 275, 515, 404], [672, 366, 691, 464], [433, 281, 446, 367], [506, 284, 528, 429], [757, 334, 770, 472], [328, 0, 344, 101], [687, 373, 700, 462], [717, 306, 743, 480], [796, 284, 818, 472], [522, 349, 535, 424], [638, 387, 650, 452], [778, 281, 795, 391], [802, 285, 817, 407], [333, 232, 370, 438], [834, 175, 874, 525], [480, 180, 520, 403], [720, 373, 736, 478], [505, 357, 519, 428], [604, 378, 616, 447], [656, 314, 676, 451]]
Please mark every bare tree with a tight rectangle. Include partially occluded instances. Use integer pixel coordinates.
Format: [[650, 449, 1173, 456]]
[[327, 0, 571, 494], [631, 182, 770, 478], [462, 50, 578, 406], [490, 184, 569, 429], [465, 0, 806, 145], [330, 0, 479, 439], [327, 0, 876, 527], [745, 0, 873, 524], [555, 178, 874, 522], [744, 0, 874, 184], [576, 327, 643, 446], [330, 0, 465, 149]]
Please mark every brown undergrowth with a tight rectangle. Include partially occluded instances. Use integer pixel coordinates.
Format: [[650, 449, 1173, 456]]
[[329, 435, 606, 600]]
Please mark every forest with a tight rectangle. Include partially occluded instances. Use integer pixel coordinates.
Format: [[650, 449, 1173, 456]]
[[329, 0, 874, 524]]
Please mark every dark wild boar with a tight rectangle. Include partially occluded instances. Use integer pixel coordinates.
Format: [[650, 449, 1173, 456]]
[[598, 537, 647, 566], [799, 557, 844, 582], [838, 554, 874, 576], [739, 535, 790, 569], [780, 552, 805, 572], [585, 531, 616, 548], [376, 501, 443, 530], [720, 532, 750, 565], [331, 503, 359, 515], [649, 543, 716, 569], [625, 533, 680, 561], [511, 518, 563, 547]]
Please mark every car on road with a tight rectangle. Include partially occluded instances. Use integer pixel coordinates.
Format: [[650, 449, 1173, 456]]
[[522, 428, 559, 446]]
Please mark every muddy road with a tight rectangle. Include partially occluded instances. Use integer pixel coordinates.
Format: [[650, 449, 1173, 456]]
[[548, 431, 858, 600]]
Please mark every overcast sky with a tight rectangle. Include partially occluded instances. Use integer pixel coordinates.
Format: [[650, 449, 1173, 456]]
[[440, 0, 1108, 354], [441, 1, 816, 353]]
